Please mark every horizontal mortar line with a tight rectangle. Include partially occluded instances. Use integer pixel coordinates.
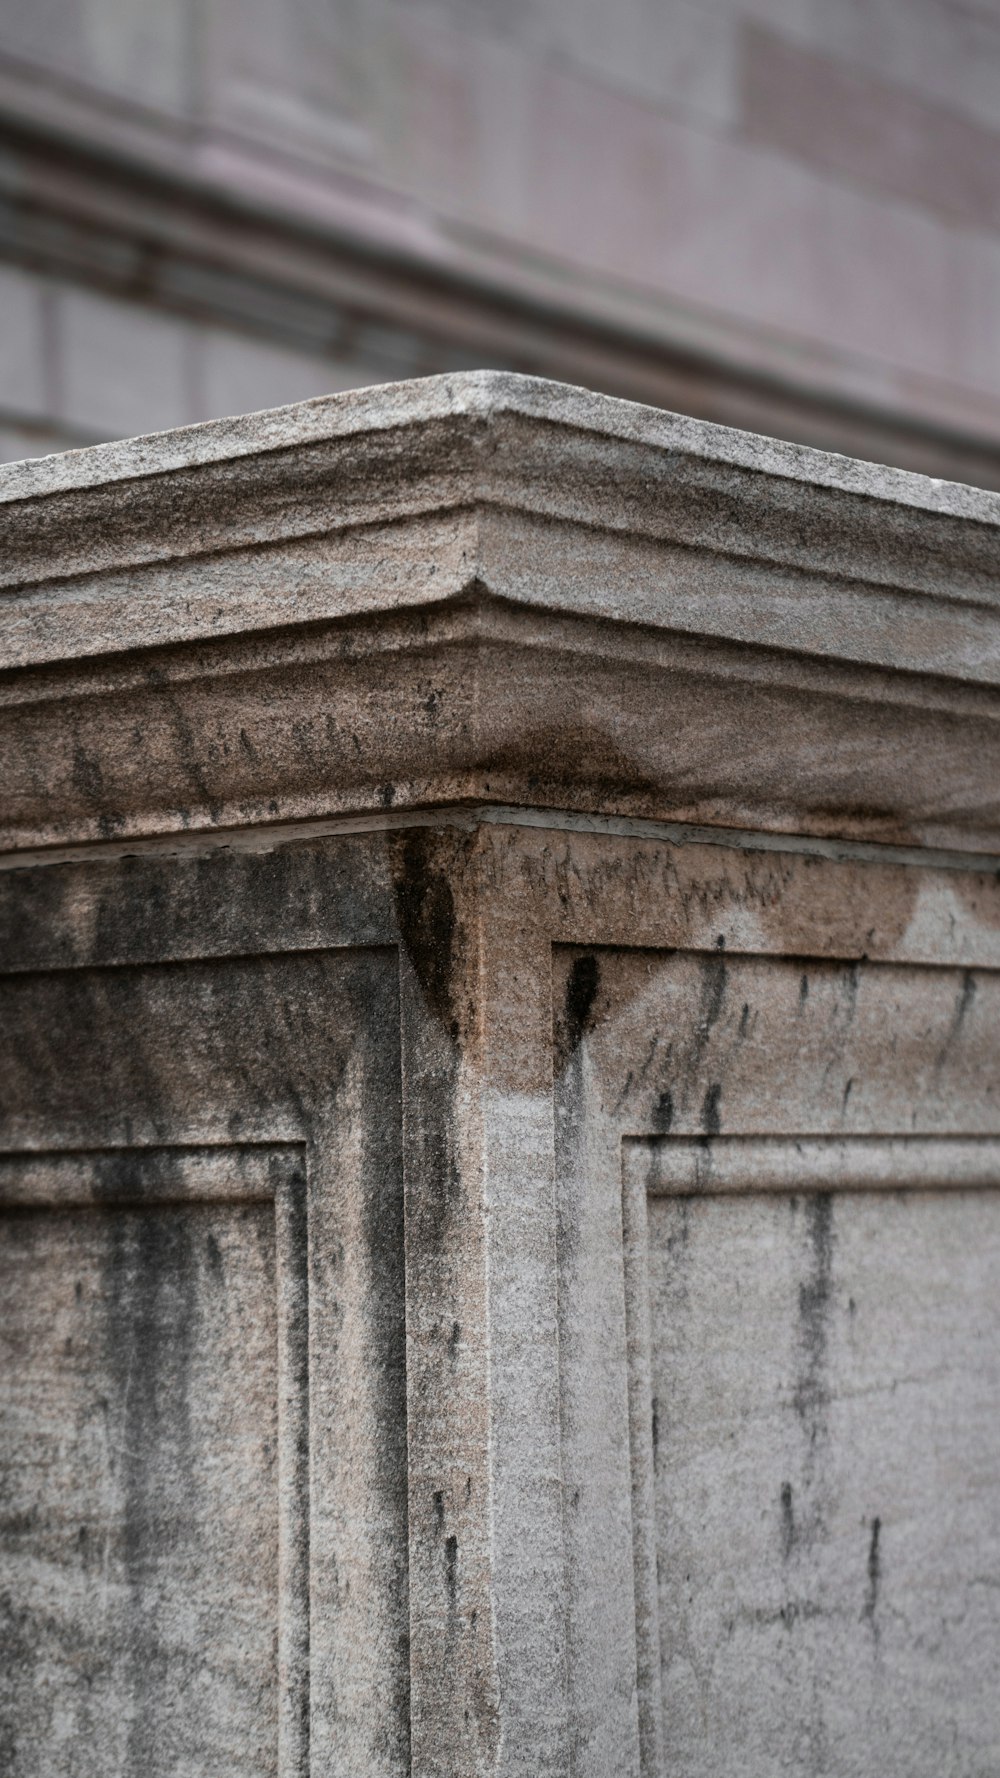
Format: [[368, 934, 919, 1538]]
[[2, 801, 1000, 874], [628, 1132, 1000, 1196]]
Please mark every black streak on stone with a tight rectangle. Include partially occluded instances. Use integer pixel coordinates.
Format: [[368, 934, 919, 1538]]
[[392, 829, 463, 1273], [98, 1187, 197, 1775], [652, 1090, 674, 1134], [563, 954, 600, 1059], [651, 1397, 660, 1465], [698, 939, 728, 1040], [863, 1516, 882, 1638], [444, 1535, 458, 1611], [393, 831, 459, 1037], [842, 961, 861, 1021], [277, 1155, 311, 1765], [701, 1083, 722, 1136], [794, 1194, 835, 1511], [795, 1195, 833, 1415], [781, 1482, 795, 1560]]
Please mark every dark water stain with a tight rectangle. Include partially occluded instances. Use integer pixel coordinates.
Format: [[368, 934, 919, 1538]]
[[392, 830, 459, 1037], [673, 938, 730, 1102], [98, 1193, 198, 1775], [794, 1193, 834, 1435], [276, 1154, 311, 1767], [562, 953, 600, 1061], [799, 973, 809, 1007], [355, 1020, 410, 1769], [651, 1397, 660, 1466], [780, 1482, 796, 1560], [790, 1195, 836, 1557], [444, 1535, 459, 1612], [691, 939, 728, 1067], [701, 1083, 722, 1136], [840, 961, 861, 1022], [740, 1597, 826, 1632], [71, 740, 104, 805], [862, 1516, 882, 1639], [391, 833, 464, 1278], [652, 1089, 674, 1134]]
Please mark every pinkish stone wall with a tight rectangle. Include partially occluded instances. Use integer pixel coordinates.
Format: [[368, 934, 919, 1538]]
[[1, 0, 998, 483]]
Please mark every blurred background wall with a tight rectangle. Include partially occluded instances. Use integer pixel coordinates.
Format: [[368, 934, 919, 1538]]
[[1, 0, 999, 484]]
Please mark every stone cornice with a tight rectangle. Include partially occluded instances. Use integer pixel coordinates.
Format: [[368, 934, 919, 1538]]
[[3, 373, 1000, 854]]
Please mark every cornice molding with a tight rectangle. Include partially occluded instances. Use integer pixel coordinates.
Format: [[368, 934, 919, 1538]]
[[3, 373, 1000, 853]]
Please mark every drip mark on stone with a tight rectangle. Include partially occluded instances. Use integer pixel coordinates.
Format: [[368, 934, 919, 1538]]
[[444, 1535, 458, 1609], [563, 953, 600, 1057], [863, 1516, 882, 1638], [653, 1089, 674, 1134], [701, 1083, 722, 1136], [781, 1482, 795, 1559]]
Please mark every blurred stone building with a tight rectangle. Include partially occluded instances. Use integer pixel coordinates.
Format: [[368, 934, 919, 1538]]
[[1, 0, 999, 485]]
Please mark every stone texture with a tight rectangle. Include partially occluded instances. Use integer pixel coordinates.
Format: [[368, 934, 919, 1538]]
[[2, 375, 1000, 1778], [3, 372, 1000, 856]]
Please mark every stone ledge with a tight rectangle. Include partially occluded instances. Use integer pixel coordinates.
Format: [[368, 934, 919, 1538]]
[[2, 373, 1000, 854]]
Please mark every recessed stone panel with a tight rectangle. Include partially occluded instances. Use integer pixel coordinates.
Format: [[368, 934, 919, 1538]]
[[636, 1181, 1000, 1777], [0, 1148, 306, 1778]]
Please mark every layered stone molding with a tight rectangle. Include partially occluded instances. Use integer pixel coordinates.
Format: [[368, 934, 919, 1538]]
[[2, 373, 1000, 1777]]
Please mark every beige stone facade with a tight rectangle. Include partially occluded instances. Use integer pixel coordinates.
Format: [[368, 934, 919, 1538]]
[[2, 374, 1000, 1775]]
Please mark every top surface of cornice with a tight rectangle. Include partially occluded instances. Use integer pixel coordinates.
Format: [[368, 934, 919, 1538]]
[[3, 369, 999, 523], [4, 370, 1000, 703]]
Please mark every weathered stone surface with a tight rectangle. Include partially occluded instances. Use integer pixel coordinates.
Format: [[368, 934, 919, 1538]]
[[3, 373, 1000, 854], [2, 376, 999, 1777]]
